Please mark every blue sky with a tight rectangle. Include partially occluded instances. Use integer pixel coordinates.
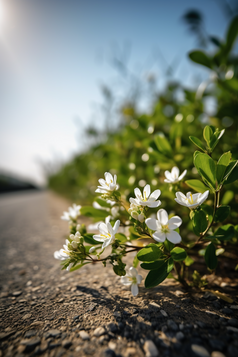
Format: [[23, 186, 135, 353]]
[[0, 0, 233, 185]]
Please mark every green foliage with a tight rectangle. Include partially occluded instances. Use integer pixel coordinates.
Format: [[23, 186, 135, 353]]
[[205, 243, 217, 270], [145, 259, 173, 288], [185, 179, 209, 193], [170, 247, 187, 261], [193, 210, 207, 235], [137, 244, 162, 262]]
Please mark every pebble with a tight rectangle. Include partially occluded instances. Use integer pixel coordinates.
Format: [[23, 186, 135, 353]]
[[106, 322, 118, 333], [103, 348, 116, 357], [149, 302, 161, 309], [62, 340, 72, 348], [143, 340, 159, 357], [230, 305, 238, 310], [221, 308, 232, 315], [125, 347, 137, 356], [79, 330, 90, 340], [12, 291, 22, 297], [209, 339, 225, 351], [24, 330, 36, 338], [227, 318, 238, 327], [47, 329, 61, 337], [176, 332, 184, 340], [21, 337, 41, 352], [22, 313, 32, 320], [93, 326, 106, 337], [113, 311, 121, 318], [226, 326, 238, 333], [191, 345, 210, 357], [167, 319, 178, 331], [211, 352, 226, 357], [160, 310, 168, 317], [108, 341, 117, 350]]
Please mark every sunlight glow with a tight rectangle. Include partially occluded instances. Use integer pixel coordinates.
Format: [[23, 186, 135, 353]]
[[0, 1, 4, 29]]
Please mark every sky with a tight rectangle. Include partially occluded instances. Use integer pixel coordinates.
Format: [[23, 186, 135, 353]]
[[0, 0, 235, 186]]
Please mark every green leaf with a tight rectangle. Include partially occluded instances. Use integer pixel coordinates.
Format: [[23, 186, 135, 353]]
[[115, 233, 127, 243], [154, 133, 172, 155], [141, 260, 166, 270], [221, 190, 234, 205], [193, 210, 207, 235], [185, 179, 210, 193], [213, 224, 235, 241], [83, 234, 99, 245], [137, 243, 162, 262], [145, 260, 170, 288], [80, 206, 109, 219], [223, 160, 238, 184], [167, 257, 174, 272], [201, 204, 213, 223], [203, 126, 213, 147], [194, 153, 216, 189], [205, 243, 217, 270], [70, 262, 90, 272], [164, 239, 174, 252], [216, 152, 232, 184], [210, 129, 225, 151], [95, 197, 111, 208], [226, 15, 238, 51], [189, 136, 206, 151], [214, 205, 230, 222], [132, 255, 139, 268], [184, 256, 194, 266], [170, 247, 187, 261], [189, 50, 213, 68]]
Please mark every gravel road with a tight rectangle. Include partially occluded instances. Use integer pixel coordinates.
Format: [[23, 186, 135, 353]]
[[0, 190, 238, 357]]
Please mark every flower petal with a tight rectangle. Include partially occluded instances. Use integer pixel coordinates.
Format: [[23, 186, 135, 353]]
[[147, 200, 161, 208], [113, 220, 120, 234], [178, 169, 187, 181], [145, 218, 158, 231], [143, 184, 151, 199], [102, 238, 111, 249], [131, 283, 139, 296], [136, 274, 143, 284], [171, 166, 179, 178], [166, 231, 182, 244], [157, 209, 168, 225], [98, 222, 108, 235], [134, 187, 142, 199], [121, 276, 131, 286], [174, 198, 189, 207], [164, 171, 173, 181], [92, 234, 105, 242], [150, 189, 161, 199], [129, 267, 138, 277], [152, 231, 166, 242], [198, 190, 209, 204], [105, 172, 113, 182], [106, 222, 114, 235], [168, 216, 182, 229]]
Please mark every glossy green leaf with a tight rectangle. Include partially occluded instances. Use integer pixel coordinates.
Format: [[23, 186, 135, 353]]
[[205, 243, 217, 270], [137, 243, 162, 262], [216, 152, 232, 184], [189, 136, 206, 151], [115, 233, 127, 243], [201, 204, 213, 223], [210, 129, 225, 151], [141, 260, 166, 270], [185, 179, 210, 193], [170, 247, 187, 261], [188, 50, 213, 68], [226, 15, 238, 51], [145, 260, 170, 288], [213, 224, 235, 241], [203, 126, 213, 147], [194, 153, 216, 189], [154, 133, 172, 155], [223, 160, 238, 185], [193, 210, 207, 235], [95, 197, 111, 208], [214, 205, 230, 222], [221, 190, 234, 205], [167, 257, 174, 272], [164, 239, 174, 252], [184, 256, 194, 266], [83, 234, 99, 245], [70, 262, 90, 272]]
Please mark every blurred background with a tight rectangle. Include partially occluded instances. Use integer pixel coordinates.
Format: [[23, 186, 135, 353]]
[[0, 0, 237, 196]]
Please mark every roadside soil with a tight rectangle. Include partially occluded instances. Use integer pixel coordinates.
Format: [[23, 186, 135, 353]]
[[0, 190, 238, 357]]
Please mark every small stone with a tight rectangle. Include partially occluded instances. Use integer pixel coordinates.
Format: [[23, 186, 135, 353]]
[[191, 344, 210, 357], [103, 348, 116, 357], [211, 352, 226, 357], [176, 332, 184, 341], [196, 321, 206, 329], [62, 340, 72, 348], [107, 322, 118, 333], [143, 340, 159, 357], [149, 302, 161, 309], [226, 326, 238, 333], [167, 319, 178, 331], [230, 305, 238, 310], [160, 310, 168, 317], [39, 342, 48, 353], [113, 311, 121, 318], [93, 326, 106, 337], [73, 315, 79, 320], [24, 337, 41, 352], [182, 298, 191, 304], [22, 313, 32, 320], [125, 347, 137, 356], [24, 330, 37, 338], [87, 303, 97, 311], [205, 311, 219, 318], [79, 330, 90, 340], [12, 291, 22, 297], [75, 346, 82, 352], [108, 342, 116, 350], [209, 340, 225, 351], [227, 318, 238, 327], [221, 308, 233, 315], [17, 345, 26, 353], [47, 329, 61, 337]]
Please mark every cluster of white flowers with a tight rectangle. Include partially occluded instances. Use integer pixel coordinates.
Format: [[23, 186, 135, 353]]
[[55, 168, 210, 297]]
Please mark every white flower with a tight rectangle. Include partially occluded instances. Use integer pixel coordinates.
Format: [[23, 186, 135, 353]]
[[145, 209, 182, 244], [69, 231, 82, 248], [54, 239, 71, 260], [93, 220, 120, 249], [121, 267, 143, 297], [95, 172, 119, 194], [130, 184, 161, 208], [61, 204, 81, 221], [175, 191, 209, 209], [164, 167, 187, 184], [128, 202, 145, 222]]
